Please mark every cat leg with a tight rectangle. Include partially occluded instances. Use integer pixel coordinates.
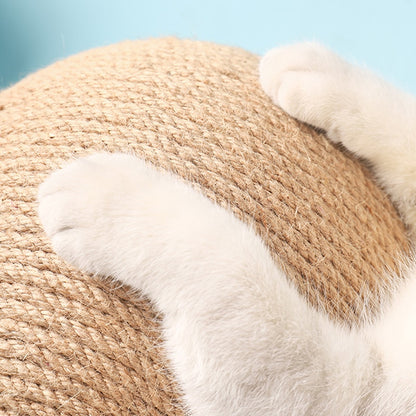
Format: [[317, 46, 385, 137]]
[[260, 42, 416, 236], [38, 153, 381, 415], [261, 43, 416, 413]]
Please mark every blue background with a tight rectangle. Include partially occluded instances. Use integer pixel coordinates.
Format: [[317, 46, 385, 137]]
[[1, 1, 416, 93]]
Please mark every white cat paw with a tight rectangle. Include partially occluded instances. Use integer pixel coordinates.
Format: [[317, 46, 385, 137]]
[[259, 42, 346, 103], [38, 152, 149, 275], [259, 42, 352, 135]]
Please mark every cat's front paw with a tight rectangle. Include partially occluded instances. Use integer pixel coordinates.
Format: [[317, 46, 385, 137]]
[[259, 42, 352, 136], [38, 152, 148, 276], [259, 42, 347, 103]]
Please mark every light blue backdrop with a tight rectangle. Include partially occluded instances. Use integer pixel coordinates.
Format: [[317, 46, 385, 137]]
[[1, 1, 416, 93]]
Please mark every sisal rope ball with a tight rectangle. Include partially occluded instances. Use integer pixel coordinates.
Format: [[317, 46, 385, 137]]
[[0, 37, 409, 415]]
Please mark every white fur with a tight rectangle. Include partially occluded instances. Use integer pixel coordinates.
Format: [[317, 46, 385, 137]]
[[37, 43, 416, 415]]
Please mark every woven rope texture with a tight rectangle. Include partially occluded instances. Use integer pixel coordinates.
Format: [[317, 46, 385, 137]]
[[0, 38, 409, 415]]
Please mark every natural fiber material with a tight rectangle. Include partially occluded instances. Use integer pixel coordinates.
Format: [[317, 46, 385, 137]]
[[0, 38, 409, 415]]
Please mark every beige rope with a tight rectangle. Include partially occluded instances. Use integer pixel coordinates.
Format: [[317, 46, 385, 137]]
[[0, 37, 408, 415]]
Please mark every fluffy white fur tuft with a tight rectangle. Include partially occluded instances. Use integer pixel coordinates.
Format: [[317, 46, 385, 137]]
[[38, 43, 416, 415]]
